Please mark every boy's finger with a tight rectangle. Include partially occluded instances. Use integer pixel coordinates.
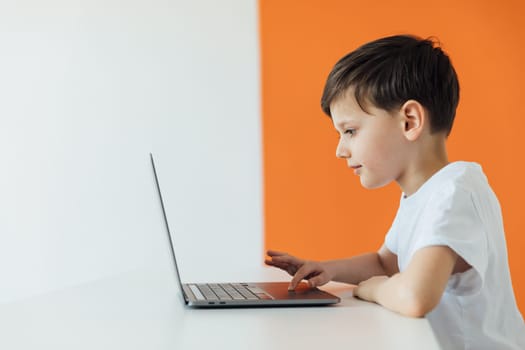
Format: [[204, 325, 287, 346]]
[[270, 254, 302, 266], [264, 259, 276, 266], [307, 274, 327, 289], [266, 250, 289, 257], [289, 265, 312, 290], [264, 260, 289, 269]]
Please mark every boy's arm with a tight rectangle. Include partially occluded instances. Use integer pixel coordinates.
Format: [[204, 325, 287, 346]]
[[354, 245, 458, 318], [323, 244, 399, 285]]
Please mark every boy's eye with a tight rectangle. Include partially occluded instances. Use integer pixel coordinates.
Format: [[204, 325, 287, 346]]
[[344, 129, 356, 136]]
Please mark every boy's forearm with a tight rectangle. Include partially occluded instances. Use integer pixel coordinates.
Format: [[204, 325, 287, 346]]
[[323, 252, 390, 285], [356, 273, 436, 318]]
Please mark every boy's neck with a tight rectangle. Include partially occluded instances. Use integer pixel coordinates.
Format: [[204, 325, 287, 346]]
[[399, 134, 449, 197]]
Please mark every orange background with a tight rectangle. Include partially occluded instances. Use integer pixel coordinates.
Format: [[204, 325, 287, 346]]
[[259, 0, 525, 312]]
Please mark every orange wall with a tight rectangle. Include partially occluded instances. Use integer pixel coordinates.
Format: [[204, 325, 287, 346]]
[[260, 0, 525, 312]]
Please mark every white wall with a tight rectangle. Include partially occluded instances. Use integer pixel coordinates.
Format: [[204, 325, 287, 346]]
[[0, 0, 262, 302]]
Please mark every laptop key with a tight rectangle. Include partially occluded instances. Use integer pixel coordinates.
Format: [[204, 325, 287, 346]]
[[197, 284, 219, 300], [222, 284, 246, 300], [209, 284, 233, 300], [232, 283, 259, 300], [257, 293, 272, 300], [189, 284, 205, 300], [246, 285, 274, 300]]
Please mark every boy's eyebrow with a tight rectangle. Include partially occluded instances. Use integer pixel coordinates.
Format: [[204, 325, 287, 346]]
[[334, 119, 357, 129], [333, 123, 345, 132]]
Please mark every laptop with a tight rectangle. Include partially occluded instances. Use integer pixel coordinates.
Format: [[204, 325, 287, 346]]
[[150, 153, 340, 307]]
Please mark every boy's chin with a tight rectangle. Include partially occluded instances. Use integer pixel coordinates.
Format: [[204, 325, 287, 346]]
[[359, 177, 391, 190]]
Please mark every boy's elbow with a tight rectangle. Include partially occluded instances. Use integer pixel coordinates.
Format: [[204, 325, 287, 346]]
[[399, 299, 431, 318], [395, 287, 440, 318]]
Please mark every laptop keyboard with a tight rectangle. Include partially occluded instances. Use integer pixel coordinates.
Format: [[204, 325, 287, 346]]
[[189, 283, 273, 301]]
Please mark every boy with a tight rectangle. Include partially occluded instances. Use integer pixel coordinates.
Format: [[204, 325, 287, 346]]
[[265, 35, 525, 349]]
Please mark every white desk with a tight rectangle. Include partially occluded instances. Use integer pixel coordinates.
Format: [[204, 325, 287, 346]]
[[0, 267, 440, 350]]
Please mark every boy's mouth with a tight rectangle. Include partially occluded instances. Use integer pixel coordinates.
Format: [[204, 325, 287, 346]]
[[349, 164, 362, 175]]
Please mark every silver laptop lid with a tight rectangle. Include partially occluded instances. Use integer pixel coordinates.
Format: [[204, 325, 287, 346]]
[[150, 153, 187, 303]]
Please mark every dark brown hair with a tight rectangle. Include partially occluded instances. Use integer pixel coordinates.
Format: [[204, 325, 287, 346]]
[[321, 35, 460, 135]]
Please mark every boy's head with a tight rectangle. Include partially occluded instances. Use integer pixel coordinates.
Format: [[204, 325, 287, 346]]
[[321, 34, 460, 137]]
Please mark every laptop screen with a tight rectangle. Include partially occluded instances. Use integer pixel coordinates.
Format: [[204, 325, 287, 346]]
[[150, 153, 186, 301]]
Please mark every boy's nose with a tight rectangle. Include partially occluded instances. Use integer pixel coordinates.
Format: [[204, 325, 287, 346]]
[[336, 139, 351, 159]]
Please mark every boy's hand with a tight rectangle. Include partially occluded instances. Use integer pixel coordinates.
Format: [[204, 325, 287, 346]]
[[353, 275, 389, 302], [265, 250, 333, 290]]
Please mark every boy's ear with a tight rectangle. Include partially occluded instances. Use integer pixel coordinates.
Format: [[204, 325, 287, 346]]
[[400, 100, 426, 141]]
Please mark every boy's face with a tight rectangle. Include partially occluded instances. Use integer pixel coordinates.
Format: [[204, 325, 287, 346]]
[[330, 90, 410, 190]]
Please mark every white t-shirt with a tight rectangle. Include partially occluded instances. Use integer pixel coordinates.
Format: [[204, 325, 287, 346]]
[[385, 161, 525, 350]]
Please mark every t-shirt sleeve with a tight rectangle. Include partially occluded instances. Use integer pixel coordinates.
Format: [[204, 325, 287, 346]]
[[385, 222, 398, 254], [412, 184, 488, 296], [384, 196, 403, 255]]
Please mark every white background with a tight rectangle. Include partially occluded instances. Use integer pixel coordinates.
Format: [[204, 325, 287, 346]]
[[0, 0, 262, 303]]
